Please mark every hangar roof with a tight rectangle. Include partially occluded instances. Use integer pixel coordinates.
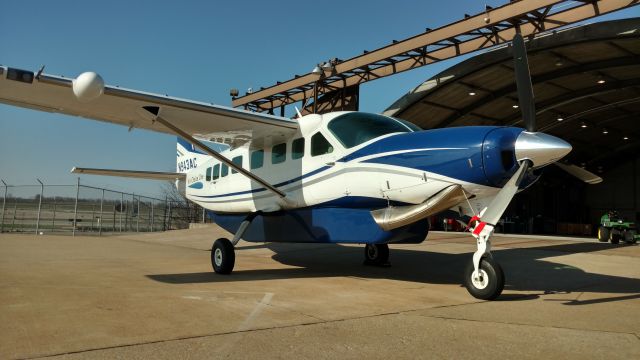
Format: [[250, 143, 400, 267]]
[[384, 18, 640, 172]]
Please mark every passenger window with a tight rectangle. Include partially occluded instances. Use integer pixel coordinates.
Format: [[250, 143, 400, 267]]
[[251, 150, 264, 169], [212, 164, 220, 180], [221, 164, 229, 177], [206, 167, 212, 181], [292, 138, 305, 160], [311, 132, 333, 156], [272, 143, 286, 164], [231, 156, 242, 174]]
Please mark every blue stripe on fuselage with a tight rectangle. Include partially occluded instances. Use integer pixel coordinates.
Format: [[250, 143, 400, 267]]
[[193, 126, 512, 199], [192, 165, 331, 199], [342, 127, 502, 186]]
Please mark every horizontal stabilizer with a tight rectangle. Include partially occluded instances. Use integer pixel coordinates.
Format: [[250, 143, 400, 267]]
[[71, 167, 185, 181]]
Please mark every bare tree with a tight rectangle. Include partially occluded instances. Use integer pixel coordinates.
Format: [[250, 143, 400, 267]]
[[160, 181, 207, 229]]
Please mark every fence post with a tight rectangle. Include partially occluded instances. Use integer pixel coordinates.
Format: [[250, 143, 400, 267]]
[[52, 198, 56, 232], [11, 200, 17, 231], [90, 204, 95, 231], [36, 179, 44, 234], [150, 200, 154, 232], [168, 201, 172, 231], [72, 177, 80, 236], [136, 195, 140, 232], [1, 180, 7, 233], [163, 196, 167, 231], [120, 193, 123, 232], [99, 189, 104, 236]]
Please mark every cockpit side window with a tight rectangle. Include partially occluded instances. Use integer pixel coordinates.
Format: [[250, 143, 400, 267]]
[[328, 112, 418, 148]]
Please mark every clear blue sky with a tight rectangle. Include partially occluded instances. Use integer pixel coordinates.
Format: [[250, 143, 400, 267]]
[[1, 1, 637, 198]]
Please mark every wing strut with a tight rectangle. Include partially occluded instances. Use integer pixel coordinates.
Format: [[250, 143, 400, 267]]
[[143, 106, 286, 199]]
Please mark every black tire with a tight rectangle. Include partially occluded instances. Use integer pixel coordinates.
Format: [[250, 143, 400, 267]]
[[364, 244, 389, 266], [611, 233, 621, 244], [211, 238, 235, 274], [597, 226, 610, 243], [624, 231, 636, 244], [464, 257, 505, 300]]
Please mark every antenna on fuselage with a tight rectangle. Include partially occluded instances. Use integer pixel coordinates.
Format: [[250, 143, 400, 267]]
[[294, 106, 303, 119]]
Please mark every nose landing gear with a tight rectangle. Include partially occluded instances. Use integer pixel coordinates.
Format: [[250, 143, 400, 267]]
[[464, 216, 505, 300]]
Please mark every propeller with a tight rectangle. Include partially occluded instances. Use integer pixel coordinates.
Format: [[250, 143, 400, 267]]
[[475, 34, 602, 227], [512, 33, 602, 185], [512, 34, 536, 132], [554, 162, 603, 184]]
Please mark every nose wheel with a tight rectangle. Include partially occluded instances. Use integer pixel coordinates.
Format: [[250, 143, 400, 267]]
[[464, 256, 504, 300]]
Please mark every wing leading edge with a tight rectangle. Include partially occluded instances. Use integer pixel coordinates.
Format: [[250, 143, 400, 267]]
[[0, 66, 299, 147]]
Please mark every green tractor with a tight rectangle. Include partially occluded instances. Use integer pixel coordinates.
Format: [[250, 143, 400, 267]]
[[597, 211, 639, 244]]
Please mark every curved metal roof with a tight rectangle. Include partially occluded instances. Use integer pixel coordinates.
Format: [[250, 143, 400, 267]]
[[384, 18, 640, 171]]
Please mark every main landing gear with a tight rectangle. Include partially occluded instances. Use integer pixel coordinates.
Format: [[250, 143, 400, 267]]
[[463, 216, 505, 300], [364, 244, 390, 266], [211, 216, 254, 275], [212, 238, 235, 274]]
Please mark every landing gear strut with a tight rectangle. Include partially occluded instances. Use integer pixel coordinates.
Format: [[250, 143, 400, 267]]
[[364, 243, 390, 266], [464, 216, 505, 300]]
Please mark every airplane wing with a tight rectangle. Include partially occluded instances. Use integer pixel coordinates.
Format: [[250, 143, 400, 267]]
[[0, 66, 298, 147], [71, 167, 185, 181]]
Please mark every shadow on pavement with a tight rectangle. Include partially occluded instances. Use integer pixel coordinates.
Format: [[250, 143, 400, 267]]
[[147, 241, 640, 303]]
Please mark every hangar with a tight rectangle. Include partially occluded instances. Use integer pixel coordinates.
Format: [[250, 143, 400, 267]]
[[232, 9, 640, 236], [384, 18, 640, 235]]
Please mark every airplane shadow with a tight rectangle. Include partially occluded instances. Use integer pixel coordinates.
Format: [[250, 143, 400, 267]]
[[147, 241, 640, 304]]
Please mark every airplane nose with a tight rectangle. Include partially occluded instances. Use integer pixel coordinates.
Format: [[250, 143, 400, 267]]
[[514, 131, 572, 168]]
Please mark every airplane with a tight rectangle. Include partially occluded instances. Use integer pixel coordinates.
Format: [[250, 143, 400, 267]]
[[0, 34, 602, 300]]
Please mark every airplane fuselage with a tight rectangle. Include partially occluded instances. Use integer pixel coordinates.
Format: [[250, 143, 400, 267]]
[[179, 112, 531, 243]]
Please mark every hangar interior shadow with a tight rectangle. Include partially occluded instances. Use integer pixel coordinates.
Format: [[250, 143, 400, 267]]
[[147, 240, 640, 304]]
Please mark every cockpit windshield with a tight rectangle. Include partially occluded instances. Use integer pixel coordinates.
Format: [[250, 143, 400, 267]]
[[327, 112, 421, 149]]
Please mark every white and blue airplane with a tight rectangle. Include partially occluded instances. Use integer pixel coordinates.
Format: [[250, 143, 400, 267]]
[[0, 35, 601, 299]]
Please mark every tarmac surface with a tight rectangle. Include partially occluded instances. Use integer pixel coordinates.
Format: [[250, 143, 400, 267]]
[[1, 226, 639, 359]]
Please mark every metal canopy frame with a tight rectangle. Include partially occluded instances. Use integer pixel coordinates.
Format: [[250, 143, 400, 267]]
[[231, 0, 639, 113]]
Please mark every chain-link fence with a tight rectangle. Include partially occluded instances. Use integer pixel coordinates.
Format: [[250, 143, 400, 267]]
[[0, 179, 208, 235]]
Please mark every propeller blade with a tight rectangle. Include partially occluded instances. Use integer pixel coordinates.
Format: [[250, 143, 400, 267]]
[[479, 161, 530, 225], [512, 34, 536, 132], [555, 162, 603, 184]]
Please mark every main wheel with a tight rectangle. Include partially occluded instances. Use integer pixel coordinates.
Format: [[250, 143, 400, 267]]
[[211, 238, 235, 274], [624, 230, 637, 244], [597, 226, 610, 243], [464, 257, 505, 300], [364, 244, 389, 266]]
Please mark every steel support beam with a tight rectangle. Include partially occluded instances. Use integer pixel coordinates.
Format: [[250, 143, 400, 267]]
[[232, 0, 638, 112]]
